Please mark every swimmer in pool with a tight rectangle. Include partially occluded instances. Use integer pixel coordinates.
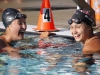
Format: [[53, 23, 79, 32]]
[[68, 9, 100, 73], [0, 8, 27, 58]]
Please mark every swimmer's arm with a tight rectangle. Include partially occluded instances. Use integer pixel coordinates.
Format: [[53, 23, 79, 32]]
[[72, 48, 93, 64], [72, 54, 94, 66], [83, 38, 100, 55], [0, 39, 19, 52], [3, 46, 21, 58], [0, 39, 20, 58], [82, 48, 95, 57]]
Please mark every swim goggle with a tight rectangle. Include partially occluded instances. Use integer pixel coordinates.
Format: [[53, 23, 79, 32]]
[[15, 13, 27, 19], [68, 19, 82, 25]]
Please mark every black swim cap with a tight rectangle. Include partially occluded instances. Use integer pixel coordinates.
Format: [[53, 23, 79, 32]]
[[68, 9, 95, 26], [2, 8, 27, 28]]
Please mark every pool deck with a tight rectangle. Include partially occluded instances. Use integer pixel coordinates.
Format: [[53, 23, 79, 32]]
[[0, 22, 73, 37]]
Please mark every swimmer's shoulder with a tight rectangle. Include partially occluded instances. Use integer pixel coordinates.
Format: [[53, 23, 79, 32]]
[[83, 36, 100, 54], [85, 35, 100, 45]]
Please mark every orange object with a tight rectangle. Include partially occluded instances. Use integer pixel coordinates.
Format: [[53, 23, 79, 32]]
[[37, 50, 46, 55], [90, 0, 100, 26], [37, 51, 43, 55], [33, 0, 58, 31]]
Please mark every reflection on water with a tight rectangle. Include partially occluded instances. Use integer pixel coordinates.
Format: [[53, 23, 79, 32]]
[[0, 32, 100, 75], [0, 32, 82, 75]]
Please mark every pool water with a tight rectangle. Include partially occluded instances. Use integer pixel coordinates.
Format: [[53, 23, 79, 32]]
[[0, 33, 100, 75]]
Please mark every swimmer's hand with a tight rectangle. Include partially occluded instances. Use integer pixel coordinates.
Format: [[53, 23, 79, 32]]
[[39, 31, 50, 39]]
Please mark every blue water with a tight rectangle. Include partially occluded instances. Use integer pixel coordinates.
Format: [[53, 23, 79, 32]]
[[0, 33, 100, 75]]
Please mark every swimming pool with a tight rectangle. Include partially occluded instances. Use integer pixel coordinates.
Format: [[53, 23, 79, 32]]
[[0, 32, 100, 75]]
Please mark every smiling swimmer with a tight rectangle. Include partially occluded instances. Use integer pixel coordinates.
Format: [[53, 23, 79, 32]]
[[0, 8, 27, 58]]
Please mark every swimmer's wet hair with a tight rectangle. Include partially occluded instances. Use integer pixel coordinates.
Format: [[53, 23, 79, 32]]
[[2, 8, 27, 28]]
